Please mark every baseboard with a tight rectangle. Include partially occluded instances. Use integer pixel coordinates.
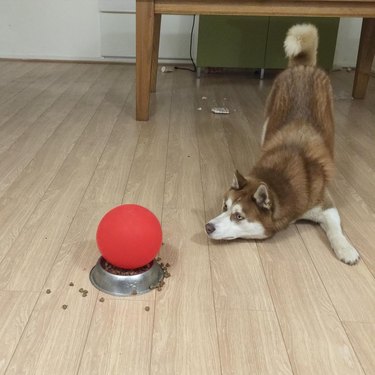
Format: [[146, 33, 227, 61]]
[[0, 56, 191, 65]]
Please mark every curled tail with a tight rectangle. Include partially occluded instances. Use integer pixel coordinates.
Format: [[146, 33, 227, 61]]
[[284, 24, 318, 67]]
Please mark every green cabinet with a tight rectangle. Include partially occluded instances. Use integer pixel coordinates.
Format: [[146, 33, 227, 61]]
[[197, 16, 339, 70]]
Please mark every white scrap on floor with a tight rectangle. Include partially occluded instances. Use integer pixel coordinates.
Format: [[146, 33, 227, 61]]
[[161, 66, 174, 73], [211, 107, 230, 114]]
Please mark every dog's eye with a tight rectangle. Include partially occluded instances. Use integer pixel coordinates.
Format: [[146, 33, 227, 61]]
[[234, 213, 244, 221], [223, 204, 228, 212]]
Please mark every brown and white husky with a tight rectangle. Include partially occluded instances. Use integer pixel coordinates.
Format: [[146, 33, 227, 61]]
[[205, 24, 360, 265]]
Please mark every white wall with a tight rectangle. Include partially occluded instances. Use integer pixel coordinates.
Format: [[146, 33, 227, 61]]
[[0, 0, 101, 60], [0, 0, 363, 67]]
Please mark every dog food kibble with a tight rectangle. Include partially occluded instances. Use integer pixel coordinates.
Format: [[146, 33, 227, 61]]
[[102, 258, 152, 276], [46, 289, 51, 294], [79, 288, 84, 293], [165, 263, 170, 267], [99, 297, 105, 302], [62, 305, 68, 310], [69, 282, 74, 286], [145, 306, 150, 312], [131, 290, 138, 296]]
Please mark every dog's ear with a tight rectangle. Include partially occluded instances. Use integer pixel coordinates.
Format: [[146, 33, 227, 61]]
[[231, 170, 247, 190], [253, 183, 272, 210]]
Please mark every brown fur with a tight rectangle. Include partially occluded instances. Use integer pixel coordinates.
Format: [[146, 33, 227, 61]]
[[207, 24, 360, 265], [227, 63, 335, 237]]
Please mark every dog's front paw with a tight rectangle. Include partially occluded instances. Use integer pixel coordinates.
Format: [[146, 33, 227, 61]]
[[334, 240, 360, 265]]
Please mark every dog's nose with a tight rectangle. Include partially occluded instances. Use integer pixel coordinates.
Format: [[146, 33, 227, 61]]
[[205, 223, 216, 235]]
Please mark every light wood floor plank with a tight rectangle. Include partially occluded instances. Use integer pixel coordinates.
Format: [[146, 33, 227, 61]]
[[0, 64, 85, 155], [122, 71, 173, 219], [211, 240, 275, 311], [0, 66, 125, 291], [0, 61, 39, 87], [195, 74, 291, 373], [217, 310, 292, 375], [5, 285, 98, 375], [0, 61, 35, 80], [0, 64, 108, 264], [344, 322, 375, 375], [162, 75, 203, 210], [196, 77, 274, 312], [78, 300, 154, 375], [196, 74, 292, 372], [0, 61, 14, 77], [7, 69, 173, 375], [0, 63, 71, 126], [0, 64, 92, 196], [44, 78, 142, 295], [258, 227, 364, 374], [210, 77, 278, 311], [0, 291, 38, 374], [152, 210, 221, 375], [297, 222, 375, 322], [151, 72, 221, 375], [335, 133, 375, 214], [335, 110, 375, 172]]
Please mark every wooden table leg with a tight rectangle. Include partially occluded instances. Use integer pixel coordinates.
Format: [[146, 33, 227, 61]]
[[151, 14, 162, 93], [136, 0, 155, 121], [353, 18, 375, 99]]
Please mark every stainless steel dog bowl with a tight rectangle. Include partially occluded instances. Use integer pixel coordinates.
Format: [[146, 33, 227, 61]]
[[89, 257, 164, 296]]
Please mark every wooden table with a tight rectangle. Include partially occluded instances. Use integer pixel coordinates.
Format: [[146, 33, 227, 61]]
[[136, 0, 375, 121]]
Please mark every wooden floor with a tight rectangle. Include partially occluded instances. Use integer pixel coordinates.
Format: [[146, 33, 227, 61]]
[[0, 61, 374, 375]]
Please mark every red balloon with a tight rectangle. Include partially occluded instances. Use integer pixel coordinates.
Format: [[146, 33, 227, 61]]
[[96, 204, 162, 269]]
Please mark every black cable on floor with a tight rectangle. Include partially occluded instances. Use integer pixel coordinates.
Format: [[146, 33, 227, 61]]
[[174, 15, 197, 73]]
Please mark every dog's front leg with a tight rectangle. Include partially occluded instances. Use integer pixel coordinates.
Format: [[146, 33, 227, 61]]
[[300, 206, 360, 265]]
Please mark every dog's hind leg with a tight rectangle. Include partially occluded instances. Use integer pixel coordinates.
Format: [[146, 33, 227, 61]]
[[300, 206, 360, 265]]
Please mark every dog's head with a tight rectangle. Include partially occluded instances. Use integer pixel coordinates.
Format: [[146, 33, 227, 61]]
[[205, 170, 275, 240]]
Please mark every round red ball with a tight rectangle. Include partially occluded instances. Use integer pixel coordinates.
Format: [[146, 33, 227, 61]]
[[96, 204, 162, 269]]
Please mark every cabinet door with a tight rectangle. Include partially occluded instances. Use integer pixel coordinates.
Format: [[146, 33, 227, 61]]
[[265, 17, 339, 70], [197, 16, 269, 68]]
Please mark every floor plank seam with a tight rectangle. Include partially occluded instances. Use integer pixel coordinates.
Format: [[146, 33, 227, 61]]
[[0, 65, 92, 199], [256, 241, 296, 375], [296, 224, 368, 372], [196, 81, 231, 375], [147, 72, 178, 375], [0, 66, 120, 268], [0, 64, 73, 128], [3, 289, 46, 374], [341, 321, 368, 375], [39, 67, 129, 292]]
